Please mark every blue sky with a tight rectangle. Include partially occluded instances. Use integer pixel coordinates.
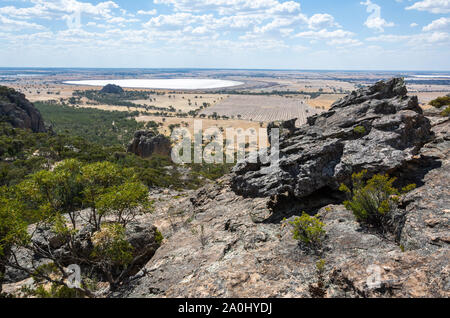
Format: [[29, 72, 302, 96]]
[[0, 0, 449, 70]]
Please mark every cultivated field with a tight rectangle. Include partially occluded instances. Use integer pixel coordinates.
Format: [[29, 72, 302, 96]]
[[199, 95, 323, 126]]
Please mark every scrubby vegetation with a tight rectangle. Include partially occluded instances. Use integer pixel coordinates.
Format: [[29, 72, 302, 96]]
[[441, 106, 450, 117], [0, 120, 230, 189], [429, 95, 450, 108], [340, 170, 416, 231], [0, 159, 153, 295], [73, 90, 171, 112], [288, 212, 326, 251], [353, 125, 366, 135], [34, 102, 145, 146], [309, 259, 327, 298]]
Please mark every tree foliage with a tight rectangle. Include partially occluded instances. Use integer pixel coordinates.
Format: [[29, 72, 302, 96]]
[[0, 159, 153, 295]]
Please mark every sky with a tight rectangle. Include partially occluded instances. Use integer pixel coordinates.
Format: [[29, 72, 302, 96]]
[[0, 0, 449, 70]]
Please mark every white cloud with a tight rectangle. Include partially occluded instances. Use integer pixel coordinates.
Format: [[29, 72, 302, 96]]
[[153, 0, 281, 13], [406, 0, 450, 14], [137, 9, 157, 16], [423, 17, 450, 31], [144, 13, 212, 27], [0, 0, 121, 21], [367, 31, 449, 45], [0, 14, 45, 30], [327, 38, 363, 47], [308, 13, 340, 30], [295, 29, 355, 39], [410, 22, 419, 27], [361, 0, 394, 32]]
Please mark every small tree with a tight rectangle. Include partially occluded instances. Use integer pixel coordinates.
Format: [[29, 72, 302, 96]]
[[90, 223, 134, 289], [0, 187, 29, 293], [0, 159, 153, 296], [340, 170, 415, 230]]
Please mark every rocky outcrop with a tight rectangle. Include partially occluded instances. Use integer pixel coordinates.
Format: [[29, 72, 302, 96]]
[[0, 86, 46, 132], [100, 84, 124, 94], [232, 78, 432, 204], [3, 79, 449, 298], [127, 130, 171, 158], [112, 111, 449, 298], [112, 78, 448, 298]]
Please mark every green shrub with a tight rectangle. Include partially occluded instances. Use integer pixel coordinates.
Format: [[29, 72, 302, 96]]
[[21, 283, 85, 298], [441, 106, 450, 117], [289, 212, 326, 249], [340, 170, 416, 229], [91, 223, 134, 267], [429, 96, 450, 108], [154, 229, 164, 245], [353, 126, 366, 135]]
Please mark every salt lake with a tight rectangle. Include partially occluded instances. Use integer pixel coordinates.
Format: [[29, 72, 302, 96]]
[[64, 79, 244, 90]]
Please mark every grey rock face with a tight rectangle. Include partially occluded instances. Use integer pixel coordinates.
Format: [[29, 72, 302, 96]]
[[100, 84, 124, 94], [232, 78, 432, 200], [127, 130, 171, 158], [0, 86, 46, 133], [116, 154, 449, 298]]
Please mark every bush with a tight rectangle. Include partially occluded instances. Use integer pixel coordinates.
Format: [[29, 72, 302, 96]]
[[91, 223, 134, 267], [429, 96, 450, 108], [340, 170, 416, 229], [289, 212, 326, 250], [353, 126, 366, 135], [441, 106, 450, 117]]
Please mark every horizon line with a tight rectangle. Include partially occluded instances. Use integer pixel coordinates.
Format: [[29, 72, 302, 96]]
[[1, 67, 450, 73]]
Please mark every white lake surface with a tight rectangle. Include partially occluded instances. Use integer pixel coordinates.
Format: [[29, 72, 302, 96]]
[[412, 75, 450, 78], [64, 79, 244, 90]]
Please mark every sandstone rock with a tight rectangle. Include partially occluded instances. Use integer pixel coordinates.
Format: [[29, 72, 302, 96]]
[[232, 78, 432, 206], [0, 86, 46, 132], [127, 130, 171, 158]]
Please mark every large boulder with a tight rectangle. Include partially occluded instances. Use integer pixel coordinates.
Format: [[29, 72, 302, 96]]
[[0, 86, 46, 133], [232, 78, 432, 201], [127, 130, 171, 158]]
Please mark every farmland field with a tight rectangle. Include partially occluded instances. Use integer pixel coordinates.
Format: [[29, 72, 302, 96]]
[[199, 95, 323, 126]]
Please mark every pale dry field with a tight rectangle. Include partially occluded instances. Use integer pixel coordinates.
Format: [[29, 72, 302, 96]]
[[13, 82, 229, 113], [228, 77, 356, 94], [136, 115, 263, 135], [129, 93, 228, 112], [413, 91, 449, 105], [136, 114, 269, 147], [308, 93, 346, 110], [9, 82, 79, 102], [199, 95, 323, 126]]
